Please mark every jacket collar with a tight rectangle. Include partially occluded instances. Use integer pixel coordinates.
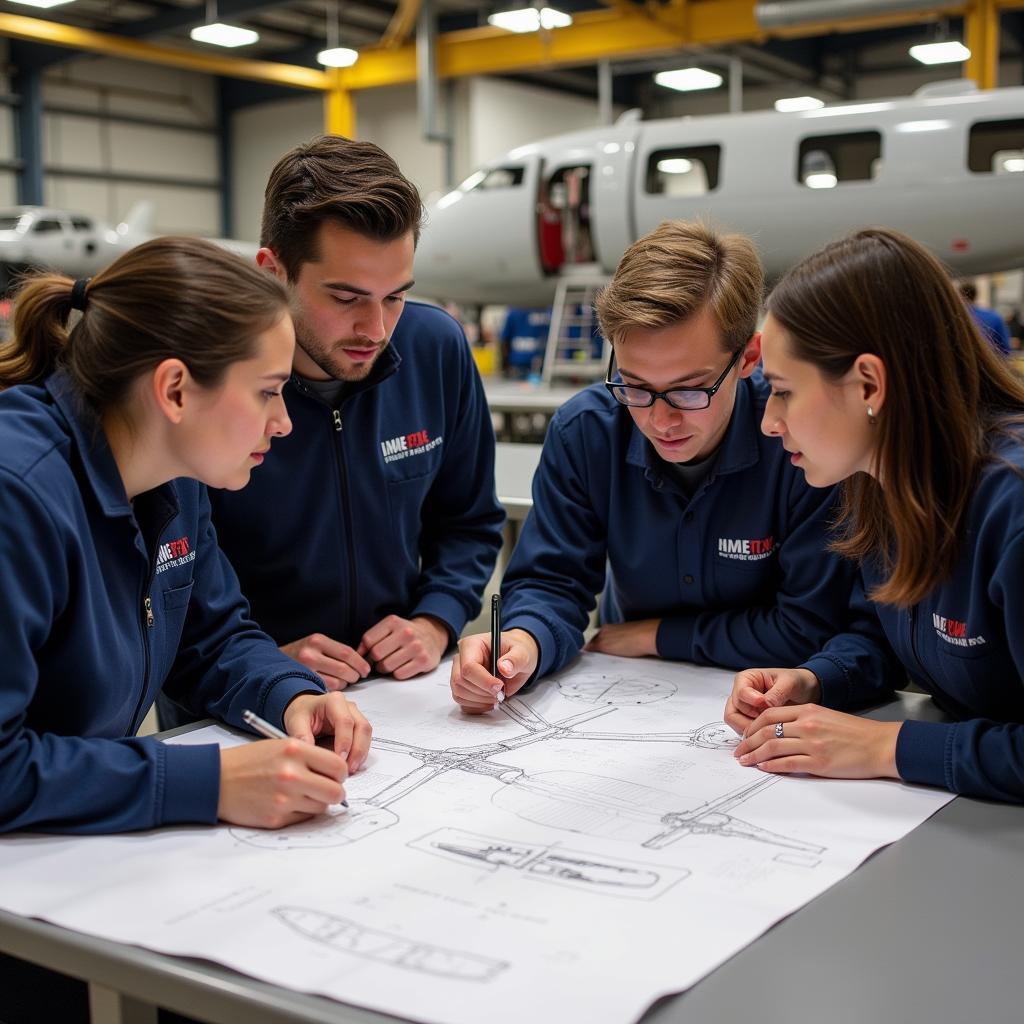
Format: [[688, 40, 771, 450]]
[[46, 370, 135, 518], [45, 370, 180, 528], [625, 375, 762, 486]]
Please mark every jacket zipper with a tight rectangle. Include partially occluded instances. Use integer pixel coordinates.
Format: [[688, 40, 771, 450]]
[[332, 407, 359, 643], [127, 508, 176, 736], [907, 604, 935, 690]]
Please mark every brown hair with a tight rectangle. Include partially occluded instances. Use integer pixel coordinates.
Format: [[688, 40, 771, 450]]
[[596, 220, 764, 353], [260, 135, 425, 281], [767, 226, 1024, 607], [0, 236, 290, 411]]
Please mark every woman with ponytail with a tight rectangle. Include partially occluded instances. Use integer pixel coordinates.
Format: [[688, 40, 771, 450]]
[[724, 227, 1024, 803], [0, 236, 371, 839]]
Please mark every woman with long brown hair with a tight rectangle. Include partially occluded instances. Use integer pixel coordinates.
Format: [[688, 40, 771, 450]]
[[0, 236, 371, 838], [725, 227, 1024, 803]]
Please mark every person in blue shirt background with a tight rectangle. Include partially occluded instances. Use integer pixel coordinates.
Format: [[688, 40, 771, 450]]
[[500, 307, 551, 378], [451, 220, 857, 712], [0, 237, 371, 838], [729, 227, 1024, 804], [163, 136, 503, 714], [960, 281, 1011, 355]]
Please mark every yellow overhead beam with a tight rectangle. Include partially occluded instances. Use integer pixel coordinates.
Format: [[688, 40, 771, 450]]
[[381, 0, 423, 48], [0, 11, 328, 90], [966, 0, 1000, 89], [339, 1, 979, 91], [324, 71, 356, 138]]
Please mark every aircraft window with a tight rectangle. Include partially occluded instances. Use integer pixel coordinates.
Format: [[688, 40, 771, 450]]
[[473, 167, 525, 190], [797, 132, 881, 187], [645, 146, 721, 195], [0, 216, 22, 230], [967, 119, 1024, 173], [71, 217, 94, 231], [32, 219, 65, 234]]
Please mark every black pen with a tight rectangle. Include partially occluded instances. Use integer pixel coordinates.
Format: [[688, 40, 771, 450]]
[[242, 709, 349, 808], [490, 593, 505, 704]]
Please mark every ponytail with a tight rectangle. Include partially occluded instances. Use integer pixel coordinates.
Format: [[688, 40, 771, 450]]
[[0, 274, 79, 388]]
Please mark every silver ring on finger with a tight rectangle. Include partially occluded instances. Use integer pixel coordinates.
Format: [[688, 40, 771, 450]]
[[775, 722, 785, 739]]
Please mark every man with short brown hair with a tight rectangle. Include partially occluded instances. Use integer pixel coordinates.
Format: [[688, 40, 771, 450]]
[[160, 136, 503, 731], [452, 220, 854, 712]]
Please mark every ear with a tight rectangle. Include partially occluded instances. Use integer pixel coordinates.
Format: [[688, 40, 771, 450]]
[[737, 332, 762, 378], [150, 358, 191, 425], [257, 247, 288, 282], [850, 353, 887, 414]]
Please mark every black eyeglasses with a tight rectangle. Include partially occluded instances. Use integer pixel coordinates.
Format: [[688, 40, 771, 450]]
[[604, 345, 745, 411]]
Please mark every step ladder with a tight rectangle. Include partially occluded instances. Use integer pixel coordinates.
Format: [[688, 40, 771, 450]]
[[542, 267, 612, 384]]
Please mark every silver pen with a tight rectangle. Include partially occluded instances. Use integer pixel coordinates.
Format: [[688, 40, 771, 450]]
[[241, 709, 349, 808]]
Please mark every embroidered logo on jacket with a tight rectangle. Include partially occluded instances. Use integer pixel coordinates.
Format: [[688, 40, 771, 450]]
[[717, 535, 775, 561], [932, 613, 986, 648], [379, 429, 444, 464], [155, 536, 195, 575]]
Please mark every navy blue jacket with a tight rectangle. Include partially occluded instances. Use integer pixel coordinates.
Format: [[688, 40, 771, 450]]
[[805, 433, 1024, 803], [502, 375, 857, 678], [209, 302, 504, 647], [0, 374, 324, 835]]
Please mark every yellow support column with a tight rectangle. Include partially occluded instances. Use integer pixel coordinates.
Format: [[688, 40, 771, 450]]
[[966, 0, 999, 90], [324, 70, 356, 137]]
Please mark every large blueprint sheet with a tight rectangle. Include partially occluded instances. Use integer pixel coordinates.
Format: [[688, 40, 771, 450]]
[[0, 654, 952, 1023]]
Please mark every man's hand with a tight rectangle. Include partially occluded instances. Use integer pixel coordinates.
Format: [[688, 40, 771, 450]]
[[283, 692, 372, 769], [451, 628, 539, 714], [358, 614, 449, 680], [281, 633, 370, 691], [585, 619, 660, 658], [724, 667, 821, 735]]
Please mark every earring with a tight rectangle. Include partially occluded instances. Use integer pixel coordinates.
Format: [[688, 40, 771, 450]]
[[866, 405, 876, 424]]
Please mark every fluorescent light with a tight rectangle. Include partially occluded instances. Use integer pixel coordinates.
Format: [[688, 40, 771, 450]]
[[774, 96, 824, 113], [317, 46, 359, 67], [1003, 158, 1024, 173], [657, 158, 693, 174], [909, 41, 970, 65], [655, 68, 723, 92], [8, 0, 76, 7], [805, 173, 838, 189], [488, 7, 572, 32], [190, 23, 259, 48]]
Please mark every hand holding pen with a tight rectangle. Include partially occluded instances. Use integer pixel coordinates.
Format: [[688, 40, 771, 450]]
[[449, 595, 540, 714]]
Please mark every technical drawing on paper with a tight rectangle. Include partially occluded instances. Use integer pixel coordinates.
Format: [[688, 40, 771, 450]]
[[410, 827, 690, 899], [341, 697, 826, 860], [556, 671, 677, 705], [273, 907, 509, 981], [230, 804, 399, 850]]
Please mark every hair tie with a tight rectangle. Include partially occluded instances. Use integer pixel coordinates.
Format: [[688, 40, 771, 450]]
[[70, 278, 90, 312]]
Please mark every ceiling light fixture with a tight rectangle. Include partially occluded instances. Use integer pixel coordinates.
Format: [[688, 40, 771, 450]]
[[190, 1, 259, 48], [8, 0, 77, 8], [654, 68, 723, 93], [909, 41, 970, 65], [488, 6, 572, 33], [318, 0, 359, 68], [774, 96, 824, 112]]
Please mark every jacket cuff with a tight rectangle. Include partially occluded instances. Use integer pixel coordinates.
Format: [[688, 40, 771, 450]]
[[503, 612, 559, 679], [261, 675, 327, 732], [412, 591, 467, 644], [159, 741, 221, 825], [801, 654, 851, 709], [656, 616, 696, 660], [895, 720, 954, 790]]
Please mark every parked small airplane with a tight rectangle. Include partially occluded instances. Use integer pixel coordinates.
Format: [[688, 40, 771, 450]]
[[414, 80, 1024, 306], [0, 202, 257, 291]]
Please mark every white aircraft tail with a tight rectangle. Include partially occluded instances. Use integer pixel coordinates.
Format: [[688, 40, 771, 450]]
[[118, 200, 154, 236]]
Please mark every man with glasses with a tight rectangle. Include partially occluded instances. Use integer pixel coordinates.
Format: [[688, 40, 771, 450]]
[[450, 220, 855, 712]]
